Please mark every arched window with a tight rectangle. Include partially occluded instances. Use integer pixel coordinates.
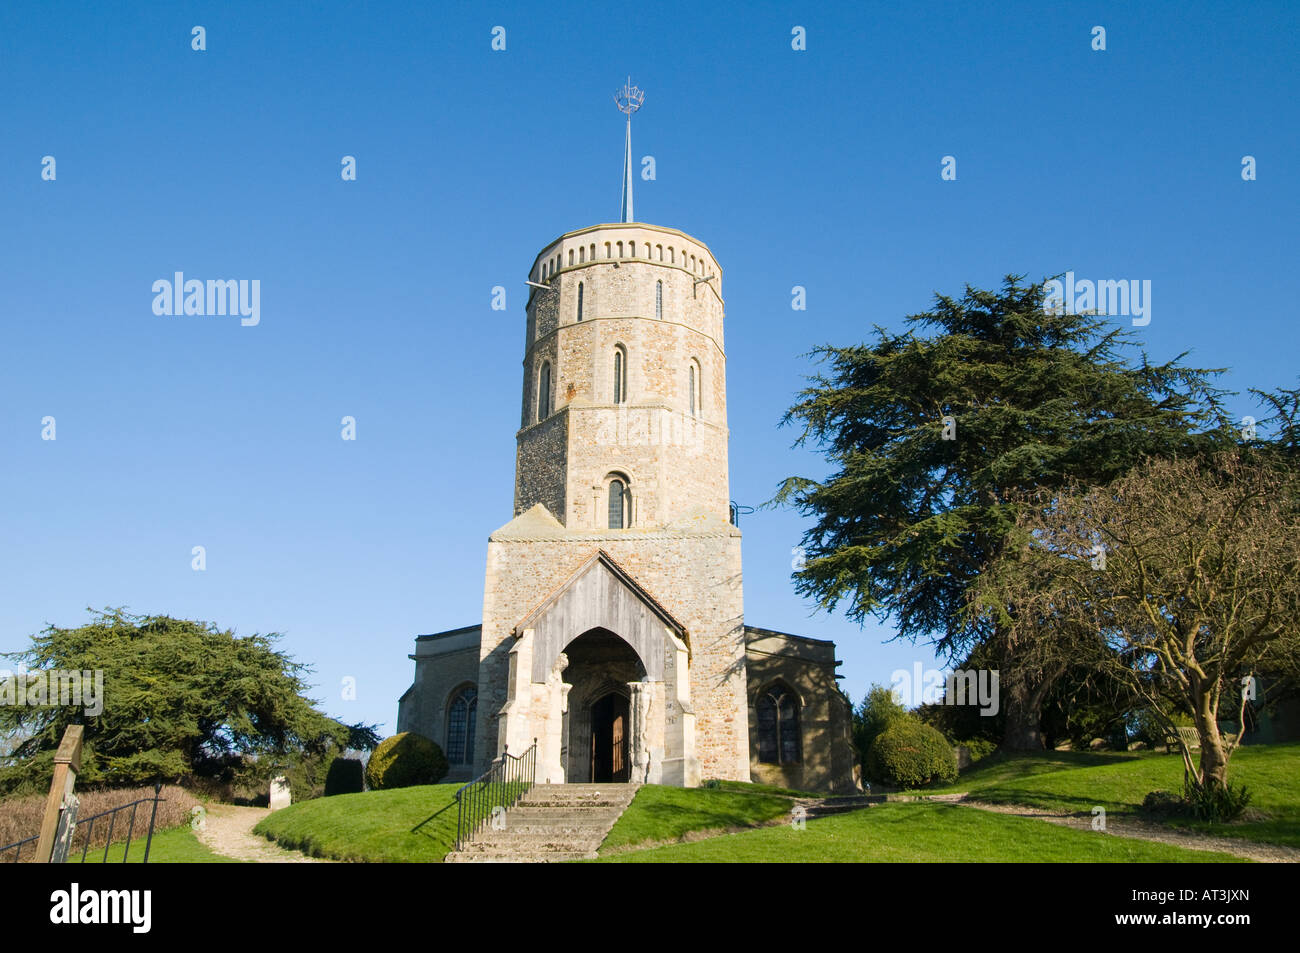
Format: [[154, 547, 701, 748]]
[[688, 361, 697, 417], [608, 478, 627, 529], [656, 244, 663, 261], [629, 241, 636, 257], [605, 242, 612, 259], [537, 362, 551, 422], [568, 249, 574, 266], [617, 241, 624, 258], [757, 684, 801, 765], [447, 685, 478, 764], [613, 346, 626, 404], [576, 282, 584, 321], [655, 280, 662, 320], [579, 246, 585, 264]]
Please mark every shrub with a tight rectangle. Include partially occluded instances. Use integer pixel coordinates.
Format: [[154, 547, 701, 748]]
[[1140, 790, 1186, 817], [323, 756, 365, 796], [1141, 780, 1252, 822], [957, 737, 997, 763], [865, 719, 958, 788], [1183, 777, 1251, 823], [364, 733, 448, 790], [854, 684, 910, 773]]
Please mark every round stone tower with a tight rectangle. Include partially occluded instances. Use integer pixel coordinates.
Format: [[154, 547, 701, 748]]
[[514, 222, 728, 531]]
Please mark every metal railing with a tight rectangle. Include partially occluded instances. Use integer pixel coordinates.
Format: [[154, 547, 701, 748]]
[[1, 833, 40, 864], [1, 783, 164, 864], [453, 740, 537, 851]]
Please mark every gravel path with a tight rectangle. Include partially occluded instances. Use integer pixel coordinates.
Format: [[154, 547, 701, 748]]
[[195, 804, 333, 863], [959, 799, 1299, 863]]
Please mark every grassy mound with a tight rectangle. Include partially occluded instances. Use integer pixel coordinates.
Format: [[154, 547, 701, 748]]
[[253, 783, 461, 862], [597, 802, 1247, 863], [926, 743, 1300, 846], [600, 782, 797, 852]]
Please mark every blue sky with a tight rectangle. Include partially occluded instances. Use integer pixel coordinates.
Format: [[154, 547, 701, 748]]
[[2, 1, 1296, 736]]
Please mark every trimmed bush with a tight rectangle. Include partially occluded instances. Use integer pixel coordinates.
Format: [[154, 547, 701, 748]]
[[866, 719, 958, 788], [364, 733, 448, 790], [854, 684, 910, 772], [323, 756, 365, 796]]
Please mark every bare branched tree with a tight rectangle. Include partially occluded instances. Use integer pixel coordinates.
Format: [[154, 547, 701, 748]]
[[975, 451, 1300, 792]]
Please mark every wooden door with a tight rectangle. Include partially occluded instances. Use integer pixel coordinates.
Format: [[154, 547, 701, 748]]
[[611, 709, 626, 780], [590, 693, 630, 783]]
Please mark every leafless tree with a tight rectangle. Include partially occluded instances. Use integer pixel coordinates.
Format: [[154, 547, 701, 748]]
[[975, 452, 1300, 791]]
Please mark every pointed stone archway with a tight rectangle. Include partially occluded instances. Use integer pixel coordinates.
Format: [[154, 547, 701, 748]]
[[561, 627, 642, 783], [496, 550, 699, 786]]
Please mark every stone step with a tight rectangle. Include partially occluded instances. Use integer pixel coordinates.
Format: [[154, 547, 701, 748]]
[[494, 818, 616, 834], [445, 782, 640, 863], [461, 834, 607, 852], [800, 795, 883, 817], [524, 786, 636, 799], [461, 840, 606, 855], [520, 790, 637, 800], [805, 805, 874, 817], [465, 810, 624, 831], [446, 849, 594, 864], [509, 804, 627, 817]]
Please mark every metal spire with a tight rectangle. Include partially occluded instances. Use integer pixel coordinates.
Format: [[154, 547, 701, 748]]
[[615, 78, 644, 223]]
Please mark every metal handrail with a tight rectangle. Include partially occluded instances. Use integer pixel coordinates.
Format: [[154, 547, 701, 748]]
[[453, 740, 537, 851]]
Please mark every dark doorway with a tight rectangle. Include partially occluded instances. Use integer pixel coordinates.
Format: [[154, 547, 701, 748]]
[[590, 692, 630, 782]]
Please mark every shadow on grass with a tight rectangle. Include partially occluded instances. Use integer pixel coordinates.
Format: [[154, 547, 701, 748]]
[[411, 799, 457, 834], [950, 749, 1144, 786]]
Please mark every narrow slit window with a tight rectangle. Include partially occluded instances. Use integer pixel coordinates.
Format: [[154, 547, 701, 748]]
[[608, 479, 625, 529], [538, 362, 551, 422]]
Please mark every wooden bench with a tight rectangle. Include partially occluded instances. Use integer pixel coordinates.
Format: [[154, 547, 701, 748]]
[[1169, 725, 1238, 754]]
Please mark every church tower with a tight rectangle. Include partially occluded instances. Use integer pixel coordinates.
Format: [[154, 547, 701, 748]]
[[514, 222, 728, 530], [398, 82, 857, 794], [473, 82, 748, 785]]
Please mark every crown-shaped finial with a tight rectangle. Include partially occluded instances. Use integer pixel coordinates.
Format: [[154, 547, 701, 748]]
[[614, 77, 644, 116]]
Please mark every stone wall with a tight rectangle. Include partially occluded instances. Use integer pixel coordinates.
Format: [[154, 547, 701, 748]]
[[514, 410, 567, 522], [475, 510, 748, 783], [744, 626, 859, 794], [515, 223, 729, 529], [397, 625, 482, 782]]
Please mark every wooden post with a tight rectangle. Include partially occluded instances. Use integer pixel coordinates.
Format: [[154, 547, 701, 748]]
[[33, 725, 84, 863]]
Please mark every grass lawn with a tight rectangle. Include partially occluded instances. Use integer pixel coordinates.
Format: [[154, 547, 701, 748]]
[[597, 802, 1248, 863], [254, 783, 461, 862], [71, 825, 240, 863], [923, 743, 1300, 847], [600, 783, 796, 852]]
